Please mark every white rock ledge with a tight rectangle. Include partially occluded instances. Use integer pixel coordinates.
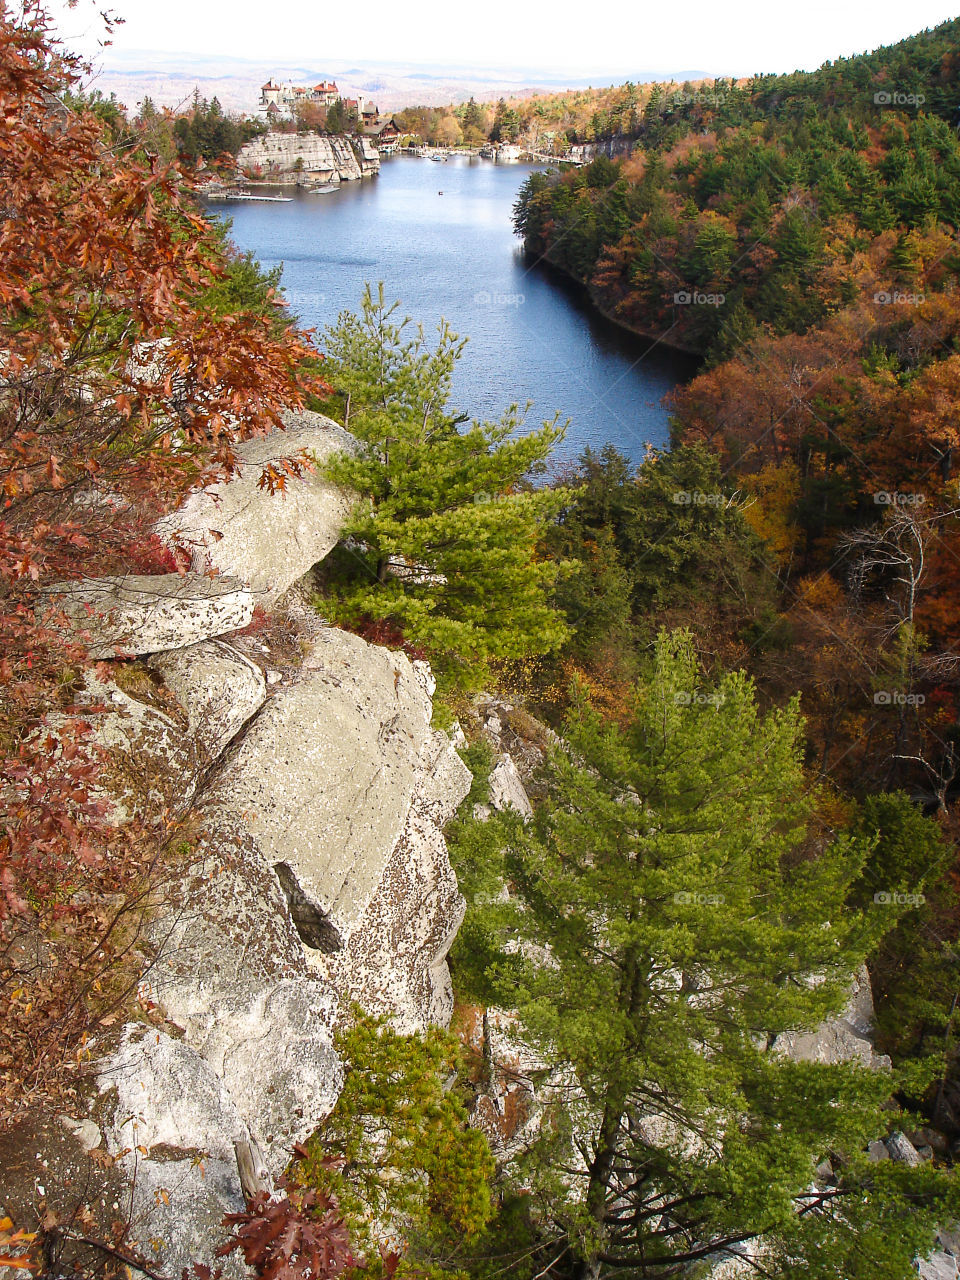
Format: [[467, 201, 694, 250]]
[[45, 572, 254, 658]]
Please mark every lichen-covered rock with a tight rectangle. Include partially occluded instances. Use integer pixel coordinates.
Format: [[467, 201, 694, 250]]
[[418, 728, 473, 821], [43, 612, 471, 1259], [203, 628, 471, 1028], [46, 573, 254, 658], [180, 979, 342, 1159], [141, 814, 341, 1172], [150, 638, 267, 761], [771, 965, 891, 1069], [157, 410, 359, 604], [317, 808, 466, 1032], [95, 1026, 250, 1279], [146, 816, 308, 1015], [77, 670, 200, 817], [206, 628, 443, 946]]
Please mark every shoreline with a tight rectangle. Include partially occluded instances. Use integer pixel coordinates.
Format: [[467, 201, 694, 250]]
[[526, 249, 704, 361]]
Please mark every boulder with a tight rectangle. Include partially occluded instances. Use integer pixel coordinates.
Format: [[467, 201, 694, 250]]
[[141, 813, 341, 1172], [150, 638, 267, 761], [203, 627, 471, 1028], [76, 669, 200, 818], [45, 573, 254, 658], [157, 409, 359, 605], [318, 806, 466, 1032], [173, 978, 342, 1161], [418, 727, 474, 821], [205, 628, 453, 948], [475, 695, 558, 782], [907, 1126, 950, 1156], [919, 1254, 960, 1280], [488, 752, 533, 818], [145, 816, 311, 1017], [95, 1026, 250, 1279], [886, 1130, 922, 1165], [771, 965, 891, 1069]]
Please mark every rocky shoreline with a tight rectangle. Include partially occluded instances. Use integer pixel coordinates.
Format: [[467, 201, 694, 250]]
[[235, 131, 380, 185]]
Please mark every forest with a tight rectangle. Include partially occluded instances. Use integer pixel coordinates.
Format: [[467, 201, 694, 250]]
[[503, 15, 960, 1235], [3, 4, 960, 1280]]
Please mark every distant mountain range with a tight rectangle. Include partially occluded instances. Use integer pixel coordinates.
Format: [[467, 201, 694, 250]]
[[82, 49, 718, 114]]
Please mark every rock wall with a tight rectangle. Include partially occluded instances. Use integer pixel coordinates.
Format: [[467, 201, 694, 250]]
[[31, 410, 472, 1277], [237, 132, 380, 182]]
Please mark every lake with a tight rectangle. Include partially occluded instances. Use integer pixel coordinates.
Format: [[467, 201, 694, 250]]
[[213, 155, 696, 468]]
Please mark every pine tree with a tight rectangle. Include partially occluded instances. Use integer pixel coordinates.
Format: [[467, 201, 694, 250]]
[[294, 1014, 494, 1267], [316, 285, 572, 692], [455, 632, 960, 1278]]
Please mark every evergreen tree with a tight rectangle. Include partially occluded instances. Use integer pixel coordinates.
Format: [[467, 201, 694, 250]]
[[326, 98, 345, 133], [462, 95, 483, 131], [317, 285, 572, 692], [455, 632, 959, 1278], [491, 97, 520, 143], [294, 1014, 494, 1268]]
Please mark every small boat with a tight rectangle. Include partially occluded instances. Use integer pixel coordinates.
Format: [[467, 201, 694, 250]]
[[310, 183, 339, 194]]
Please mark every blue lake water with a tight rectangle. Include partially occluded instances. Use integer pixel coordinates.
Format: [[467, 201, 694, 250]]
[[213, 155, 696, 468]]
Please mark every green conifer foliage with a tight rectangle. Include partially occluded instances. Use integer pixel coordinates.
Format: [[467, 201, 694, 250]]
[[317, 285, 572, 691], [454, 632, 959, 1278]]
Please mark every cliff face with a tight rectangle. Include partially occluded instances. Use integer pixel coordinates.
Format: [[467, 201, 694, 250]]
[[19, 411, 469, 1277], [237, 132, 380, 182]]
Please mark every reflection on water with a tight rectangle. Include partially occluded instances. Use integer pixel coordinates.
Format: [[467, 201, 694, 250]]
[[214, 156, 697, 466]]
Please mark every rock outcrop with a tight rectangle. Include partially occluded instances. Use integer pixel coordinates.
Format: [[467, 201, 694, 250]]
[[46, 572, 254, 657], [199, 627, 470, 1030], [10, 415, 475, 1277], [150, 639, 267, 762], [237, 133, 380, 182], [772, 964, 892, 1070], [487, 753, 533, 818], [76, 668, 201, 818], [206, 632, 463, 940], [95, 1027, 252, 1279], [157, 408, 360, 605]]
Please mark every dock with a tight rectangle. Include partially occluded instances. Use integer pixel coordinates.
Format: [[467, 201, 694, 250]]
[[221, 193, 293, 202]]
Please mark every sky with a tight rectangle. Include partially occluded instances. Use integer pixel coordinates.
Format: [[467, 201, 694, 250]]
[[47, 0, 960, 79]]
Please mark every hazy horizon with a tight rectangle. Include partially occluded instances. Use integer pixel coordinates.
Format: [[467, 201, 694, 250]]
[[73, 47, 728, 114], [48, 0, 960, 89]]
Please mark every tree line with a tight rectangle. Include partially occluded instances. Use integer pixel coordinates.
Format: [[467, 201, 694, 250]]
[[4, 5, 960, 1279]]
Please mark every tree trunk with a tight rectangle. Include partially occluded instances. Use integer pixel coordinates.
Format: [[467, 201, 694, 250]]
[[573, 1095, 625, 1280], [572, 1255, 603, 1280]]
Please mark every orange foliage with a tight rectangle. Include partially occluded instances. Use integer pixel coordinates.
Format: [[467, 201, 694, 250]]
[[739, 460, 802, 568], [0, 4, 325, 1114]]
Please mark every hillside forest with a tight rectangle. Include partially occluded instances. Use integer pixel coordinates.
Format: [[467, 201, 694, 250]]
[[4, 5, 960, 1280]]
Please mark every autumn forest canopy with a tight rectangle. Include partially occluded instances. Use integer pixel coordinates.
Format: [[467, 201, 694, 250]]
[[5, 3, 960, 1279]]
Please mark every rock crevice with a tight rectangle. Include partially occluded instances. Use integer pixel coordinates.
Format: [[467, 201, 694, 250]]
[[45, 409, 475, 1277]]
